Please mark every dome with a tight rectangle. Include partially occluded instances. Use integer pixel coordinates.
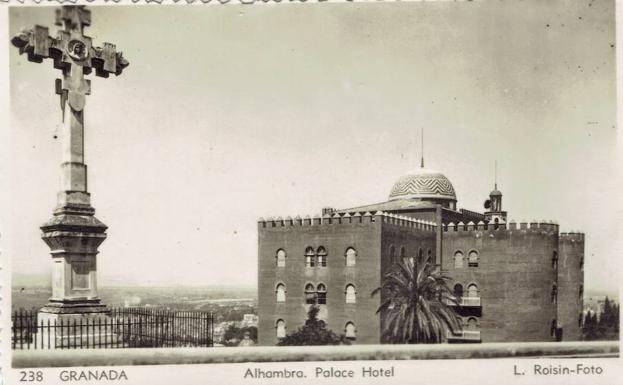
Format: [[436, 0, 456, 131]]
[[389, 168, 457, 202]]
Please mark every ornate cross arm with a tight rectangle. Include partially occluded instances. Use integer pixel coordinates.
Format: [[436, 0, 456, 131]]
[[11, 6, 129, 118], [11, 26, 129, 77]]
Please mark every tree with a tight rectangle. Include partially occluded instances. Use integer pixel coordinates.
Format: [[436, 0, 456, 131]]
[[582, 297, 620, 341], [277, 305, 350, 346], [223, 325, 257, 347], [582, 310, 599, 340], [372, 256, 461, 344], [596, 297, 620, 340]]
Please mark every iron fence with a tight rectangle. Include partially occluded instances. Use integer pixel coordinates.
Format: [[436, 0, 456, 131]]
[[12, 307, 214, 350]]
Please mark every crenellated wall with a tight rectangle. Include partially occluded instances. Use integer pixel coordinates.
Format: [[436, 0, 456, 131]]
[[443, 220, 559, 232], [441, 221, 559, 342], [258, 211, 436, 231], [557, 233, 584, 341], [258, 212, 382, 346], [257, 211, 436, 346], [258, 210, 584, 345]]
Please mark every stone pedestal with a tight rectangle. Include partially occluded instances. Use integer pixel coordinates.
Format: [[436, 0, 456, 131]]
[[40, 189, 108, 318], [37, 201, 117, 348], [37, 311, 120, 349]]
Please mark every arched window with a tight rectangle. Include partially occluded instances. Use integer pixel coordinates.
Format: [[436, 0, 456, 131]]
[[276, 249, 286, 267], [389, 245, 396, 264], [276, 283, 286, 303], [454, 251, 464, 269], [345, 322, 356, 340], [579, 284, 583, 300], [345, 247, 357, 266], [427, 249, 433, 264], [468, 250, 479, 267], [467, 317, 478, 331], [345, 284, 356, 304], [317, 283, 327, 305], [317, 247, 327, 267], [305, 283, 316, 304], [305, 247, 315, 268], [453, 283, 464, 298], [417, 248, 423, 263], [400, 246, 406, 263], [276, 319, 286, 338], [494, 217, 500, 230], [467, 283, 479, 298], [552, 251, 558, 269]]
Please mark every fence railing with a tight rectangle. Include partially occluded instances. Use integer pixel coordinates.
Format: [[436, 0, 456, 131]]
[[12, 307, 214, 350]]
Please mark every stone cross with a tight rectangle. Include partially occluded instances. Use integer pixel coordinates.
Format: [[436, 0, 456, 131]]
[[12, 6, 128, 318]]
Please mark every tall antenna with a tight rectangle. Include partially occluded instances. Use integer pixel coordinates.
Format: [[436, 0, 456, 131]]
[[420, 128, 424, 168], [494, 160, 498, 189]]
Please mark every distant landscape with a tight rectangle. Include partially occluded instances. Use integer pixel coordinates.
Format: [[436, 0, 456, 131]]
[[12, 283, 257, 324]]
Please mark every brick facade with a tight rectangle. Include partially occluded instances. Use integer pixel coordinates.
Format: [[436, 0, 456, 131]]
[[257, 172, 584, 345]]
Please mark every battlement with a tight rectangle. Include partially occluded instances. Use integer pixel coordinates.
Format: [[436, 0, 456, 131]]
[[381, 212, 437, 231], [258, 211, 436, 231], [559, 232, 585, 242], [443, 219, 560, 233]]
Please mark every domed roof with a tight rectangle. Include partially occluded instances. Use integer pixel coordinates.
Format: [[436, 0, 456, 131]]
[[389, 168, 457, 202]]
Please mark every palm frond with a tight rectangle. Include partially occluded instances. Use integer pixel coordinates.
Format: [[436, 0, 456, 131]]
[[374, 257, 462, 343]]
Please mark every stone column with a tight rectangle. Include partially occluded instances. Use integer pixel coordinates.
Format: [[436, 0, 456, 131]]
[[39, 84, 108, 305], [11, 5, 129, 347]]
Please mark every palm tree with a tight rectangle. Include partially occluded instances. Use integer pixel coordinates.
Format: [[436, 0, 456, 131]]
[[372, 256, 461, 343]]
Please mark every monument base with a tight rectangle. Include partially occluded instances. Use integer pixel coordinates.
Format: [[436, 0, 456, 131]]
[[37, 304, 122, 349], [40, 299, 110, 315]]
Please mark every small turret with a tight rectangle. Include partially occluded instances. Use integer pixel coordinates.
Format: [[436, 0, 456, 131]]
[[484, 161, 507, 222]]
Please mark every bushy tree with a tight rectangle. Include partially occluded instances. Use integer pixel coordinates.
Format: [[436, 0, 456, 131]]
[[223, 325, 257, 346], [582, 297, 620, 341], [582, 311, 599, 340], [372, 257, 461, 344], [597, 297, 620, 340], [277, 305, 350, 346]]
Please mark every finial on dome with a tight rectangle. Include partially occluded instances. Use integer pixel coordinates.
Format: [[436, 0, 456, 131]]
[[494, 159, 497, 190], [420, 127, 424, 168]]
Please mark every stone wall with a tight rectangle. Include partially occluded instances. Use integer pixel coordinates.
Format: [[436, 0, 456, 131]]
[[257, 214, 383, 346], [558, 233, 584, 341], [258, 214, 584, 345], [12, 341, 619, 368], [257, 212, 438, 346], [442, 222, 558, 342]]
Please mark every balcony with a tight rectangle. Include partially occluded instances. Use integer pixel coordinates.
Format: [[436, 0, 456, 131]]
[[446, 297, 481, 307], [447, 330, 481, 343]]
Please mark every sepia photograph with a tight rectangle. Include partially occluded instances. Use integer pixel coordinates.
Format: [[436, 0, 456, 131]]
[[2, 1, 621, 384]]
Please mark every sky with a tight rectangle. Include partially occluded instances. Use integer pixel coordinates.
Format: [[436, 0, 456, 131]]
[[6, 1, 619, 292]]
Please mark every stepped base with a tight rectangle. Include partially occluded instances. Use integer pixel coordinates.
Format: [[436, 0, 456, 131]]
[[40, 300, 109, 315]]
